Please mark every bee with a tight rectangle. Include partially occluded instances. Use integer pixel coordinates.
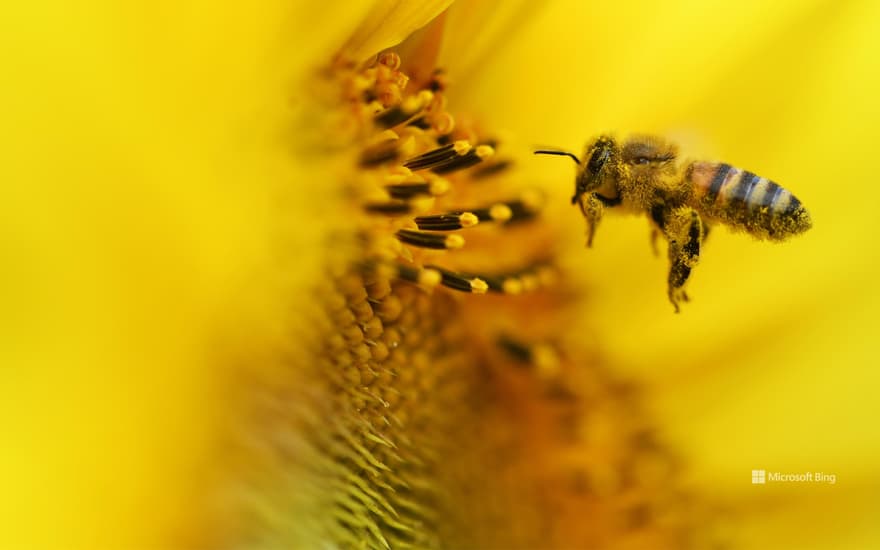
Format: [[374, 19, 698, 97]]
[[535, 134, 812, 312]]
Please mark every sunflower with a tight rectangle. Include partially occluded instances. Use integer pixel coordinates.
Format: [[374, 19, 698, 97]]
[[2, 1, 878, 549]]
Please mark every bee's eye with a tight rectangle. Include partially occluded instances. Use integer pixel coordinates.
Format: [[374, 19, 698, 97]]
[[587, 147, 610, 174], [634, 157, 650, 165]]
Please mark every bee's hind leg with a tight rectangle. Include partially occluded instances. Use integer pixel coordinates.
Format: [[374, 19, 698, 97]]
[[664, 207, 703, 313]]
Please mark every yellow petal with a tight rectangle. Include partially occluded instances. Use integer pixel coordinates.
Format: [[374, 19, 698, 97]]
[[438, 0, 542, 87], [338, 0, 454, 63], [0, 1, 359, 547]]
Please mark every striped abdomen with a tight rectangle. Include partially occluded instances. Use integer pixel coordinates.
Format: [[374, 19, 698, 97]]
[[688, 162, 811, 241]]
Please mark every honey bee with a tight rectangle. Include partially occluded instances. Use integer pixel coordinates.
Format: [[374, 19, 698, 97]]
[[536, 134, 812, 312]]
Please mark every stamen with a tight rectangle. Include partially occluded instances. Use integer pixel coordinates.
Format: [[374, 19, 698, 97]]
[[360, 139, 400, 167], [365, 201, 412, 215], [519, 189, 545, 211], [466, 195, 541, 225], [405, 117, 431, 130], [503, 200, 538, 225], [426, 265, 488, 294], [395, 229, 464, 250], [484, 203, 513, 222], [467, 262, 557, 294], [385, 177, 449, 199], [496, 335, 561, 379], [403, 143, 458, 170], [413, 212, 479, 231], [395, 264, 442, 288], [471, 159, 512, 179], [432, 144, 494, 174], [497, 334, 532, 363], [374, 91, 433, 128], [476, 274, 524, 295]]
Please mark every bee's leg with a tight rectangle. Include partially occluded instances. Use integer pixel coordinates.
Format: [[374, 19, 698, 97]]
[[650, 228, 661, 256], [578, 193, 604, 248], [664, 207, 703, 313], [648, 204, 667, 257]]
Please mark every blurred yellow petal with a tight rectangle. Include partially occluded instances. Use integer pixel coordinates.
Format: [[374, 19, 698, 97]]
[[438, 0, 544, 88], [0, 0, 395, 548], [338, 0, 454, 62]]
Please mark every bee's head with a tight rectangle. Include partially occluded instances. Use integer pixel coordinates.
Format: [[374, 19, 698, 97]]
[[533, 135, 617, 205], [573, 135, 616, 204]]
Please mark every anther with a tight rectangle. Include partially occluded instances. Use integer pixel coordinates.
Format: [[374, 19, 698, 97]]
[[403, 143, 458, 170], [502, 278, 524, 295], [496, 336, 560, 379], [395, 229, 464, 250], [385, 177, 449, 199], [413, 211, 479, 231], [467, 198, 537, 224], [486, 203, 513, 222], [497, 335, 532, 364], [364, 201, 412, 215], [405, 117, 431, 130], [395, 264, 442, 288], [374, 93, 428, 128], [360, 138, 400, 167], [476, 274, 523, 295], [432, 144, 494, 174], [471, 159, 512, 179], [426, 265, 488, 294]]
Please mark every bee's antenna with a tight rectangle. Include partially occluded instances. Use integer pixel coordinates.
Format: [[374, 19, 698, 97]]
[[534, 150, 581, 165]]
